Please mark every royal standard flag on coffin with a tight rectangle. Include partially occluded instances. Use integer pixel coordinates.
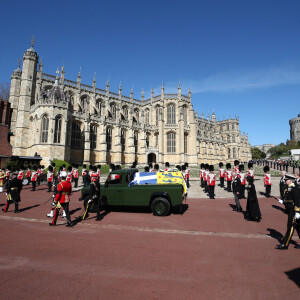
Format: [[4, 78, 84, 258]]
[[130, 171, 187, 195]]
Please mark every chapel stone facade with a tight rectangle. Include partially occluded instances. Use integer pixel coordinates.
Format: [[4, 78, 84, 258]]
[[9, 42, 252, 166]]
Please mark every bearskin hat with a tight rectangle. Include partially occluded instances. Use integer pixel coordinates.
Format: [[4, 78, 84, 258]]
[[248, 162, 253, 169], [33, 165, 37, 171], [165, 162, 170, 167], [200, 163, 205, 169], [68, 166, 72, 172], [226, 163, 231, 169], [97, 164, 101, 169], [234, 160, 240, 166], [205, 163, 210, 170], [154, 164, 159, 170], [264, 166, 270, 173], [51, 162, 56, 167], [185, 162, 189, 167], [48, 165, 53, 172], [83, 164, 86, 168], [239, 164, 244, 171], [209, 165, 214, 172], [182, 165, 186, 171], [219, 162, 223, 168]]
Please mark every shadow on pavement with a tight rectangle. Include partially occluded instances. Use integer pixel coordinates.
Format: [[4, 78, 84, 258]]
[[272, 204, 287, 214], [229, 204, 237, 211], [285, 267, 300, 288], [19, 204, 40, 212], [69, 207, 81, 216], [266, 228, 283, 242]]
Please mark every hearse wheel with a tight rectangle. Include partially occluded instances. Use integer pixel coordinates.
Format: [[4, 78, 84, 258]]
[[151, 197, 170, 216]]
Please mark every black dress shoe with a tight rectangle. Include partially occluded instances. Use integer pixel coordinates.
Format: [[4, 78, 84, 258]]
[[276, 244, 288, 250], [49, 223, 55, 226], [66, 222, 73, 227], [14, 210, 20, 213], [295, 244, 300, 249], [238, 208, 243, 212]]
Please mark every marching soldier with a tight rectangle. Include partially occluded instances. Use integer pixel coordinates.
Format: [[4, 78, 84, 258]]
[[67, 166, 73, 183], [0, 168, 5, 193], [276, 174, 300, 250], [37, 165, 41, 186], [263, 166, 272, 197], [31, 166, 38, 191], [97, 165, 101, 183], [234, 160, 240, 174], [225, 163, 233, 192], [2, 171, 22, 213], [49, 171, 73, 227], [204, 164, 209, 193], [218, 162, 225, 188], [208, 165, 216, 199], [26, 166, 31, 185], [17, 165, 24, 181], [165, 162, 170, 172], [184, 163, 190, 188], [246, 162, 254, 179], [83, 166, 102, 221], [47, 165, 54, 192], [200, 163, 205, 188], [73, 164, 79, 188], [5, 166, 11, 189], [82, 164, 87, 186]]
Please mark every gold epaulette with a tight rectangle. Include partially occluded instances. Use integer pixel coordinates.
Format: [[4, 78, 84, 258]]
[[295, 206, 300, 212]]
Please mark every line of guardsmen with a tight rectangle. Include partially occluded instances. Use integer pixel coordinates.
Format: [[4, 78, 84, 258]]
[[1, 160, 299, 249]]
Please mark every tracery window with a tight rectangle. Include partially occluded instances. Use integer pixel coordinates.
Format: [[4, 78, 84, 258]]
[[106, 127, 112, 151], [146, 133, 150, 148], [134, 132, 138, 153], [184, 133, 188, 153], [227, 136, 230, 143], [111, 104, 116, 119], [228, 148, 231, 158], [167, 104, 176, 124], [54, 116, 62, 144], [183, 106, 188, 126], [121, 129, 126, 152], [167, 132, 176, 153], [145, 109, 150, 125], [90, 125, 97, 150], [41, 115, 49, 143], [71, 122, 82, 149], [124, 107, 128, 120], [156, 107, 159, 123]]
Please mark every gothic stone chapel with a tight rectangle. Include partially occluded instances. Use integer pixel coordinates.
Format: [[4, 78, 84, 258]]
[[9, 42, 252, 166]]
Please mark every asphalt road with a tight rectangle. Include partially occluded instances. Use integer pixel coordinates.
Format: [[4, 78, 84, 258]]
[[0, 183, 299, 299]]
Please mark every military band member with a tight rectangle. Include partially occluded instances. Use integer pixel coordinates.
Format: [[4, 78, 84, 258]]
[[153, 164, 159, 172], [82, 164, 87, 187], [165, 162, 170, 172], [97, 165, 101, 183], [232, 172, 242, 212], [5, 166, 11, 189], [2, 172, 22, 213], [37, 165, 41, 186], [279, 171, 286, 200], [204, 164, 209, 193], [246, 162, 254, 179], [47, 165, 54, 192], [49, 171, 73, 227], [263, 166, 272, 197], [26, 166, 31, 185], [67, 166, 73, 183], [31, 166, 38, 191], [276, 174, 300, 249], [225, 163, 233, 192], [185, 163, 190, 188], [17, 166, 24, 181], [73, 164, 79, 188], [238, 165, 246, 199], [208, 165, 216, 199], [218, 162, 225, 188], [149, 163, 153, 172]]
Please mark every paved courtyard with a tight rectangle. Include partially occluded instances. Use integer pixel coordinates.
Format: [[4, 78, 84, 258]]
[[0, 178, 299, 299]]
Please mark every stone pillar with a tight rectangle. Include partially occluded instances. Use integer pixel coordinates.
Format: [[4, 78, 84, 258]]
[[99, 123, 107, 164], [83, 121, 90, 164]]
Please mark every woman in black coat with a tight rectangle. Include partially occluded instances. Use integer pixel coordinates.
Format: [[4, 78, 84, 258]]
[[246, 176, 262, 222]]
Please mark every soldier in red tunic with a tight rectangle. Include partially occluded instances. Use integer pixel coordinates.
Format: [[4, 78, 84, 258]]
[[17, 166, 24, 181], [26, 166, 31, 185], [73, 164, 79, 188], [237, 165, 246, 199], [234, 160, 240, 175], [47, 165, 54, 192], [263, 166, 272, 197], [200, 163, 205, 188], [218, 162, 225, 188], [31, 166, 38, 191], [49, 171, 73, 227], [225, 163, 233, 192], [208, 165, 216, 199]]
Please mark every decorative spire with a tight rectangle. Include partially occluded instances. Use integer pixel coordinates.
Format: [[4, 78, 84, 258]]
[[141, 88, 144, 102], [188, 87, 191, 98], [31, 35, 34, 48], [178, 82, 181, 96], [151, 87, 154, 98], [18, 57, 21, 70], [130, 87, 133, 100], [93, 72, 96, 88], [119, 82, 122, 98], [78, 66, 81, 78], [56, 68, 59, 79]]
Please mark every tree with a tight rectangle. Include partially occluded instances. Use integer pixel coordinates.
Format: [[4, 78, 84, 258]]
[[0, 82, 10, 101], [251, 148, 266, 159]]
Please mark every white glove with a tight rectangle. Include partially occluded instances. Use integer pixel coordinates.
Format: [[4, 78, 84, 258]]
[[295, 212, 300, 219], [88, 199, 92, 203], [277, 199, 284, 204]]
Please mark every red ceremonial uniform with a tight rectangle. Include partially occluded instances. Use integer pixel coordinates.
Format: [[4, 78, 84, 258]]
[[5, 171, 11, 180], [97, 169, 101, 178], [31, 171, 37, 181], [17, 171, 24, 180], [26, 170, 31, 178], [225, 170, 233, 181], [91, 171, 98, 182], [234, 166, 240, 174], [200, 169, 205, 178], [66, 172, 72, 183], [74, 169, 79, 179], [208, 172, 216, 186], [219, 168, 225, 178], [264, 174, 272, 185], [247, 169, 254, 179], [204, 170, 209, 182], [54, 181, 72, 203], [47, 172, 53, 182], [238, 173, 246, 185], [82, 169, 86, 177]]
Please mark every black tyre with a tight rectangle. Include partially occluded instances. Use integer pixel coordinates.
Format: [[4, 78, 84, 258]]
[[151, 197, 170, 216]]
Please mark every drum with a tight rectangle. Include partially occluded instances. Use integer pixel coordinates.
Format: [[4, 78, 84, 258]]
[[22, 178, 29, 186]]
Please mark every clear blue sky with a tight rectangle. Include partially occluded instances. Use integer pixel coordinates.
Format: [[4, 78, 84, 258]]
[[1, 0, 300, 146]]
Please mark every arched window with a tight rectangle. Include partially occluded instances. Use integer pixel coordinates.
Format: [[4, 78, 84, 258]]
[[90, 125, 97, 150], [110, 104, 116, 119], [227, 123, 229, 131], [97, 100, 102, 115], [183, 106, 188, 126], [146, 133, 150, 148], [184, 133, 188, 153], [155, 133, 159, 146], [124, 107, 128, 120], [71, 122, 82, 149], [228, 148, 231, 158], [232, 135, 236, 143], [167, 104, 176, 124], [156, 107, 159, 123], [227, 136, 230, 143], [134, 132, 138, 153], [41, 115, 49, 143], [145, 110, 150, 125], [106, 127, 112, 151], [167, 132, 176, 153], [121, 129, 126, 152], [134, 109, 139, 122], [233, 148, 236, 158], [54, 116, 62, 143]]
